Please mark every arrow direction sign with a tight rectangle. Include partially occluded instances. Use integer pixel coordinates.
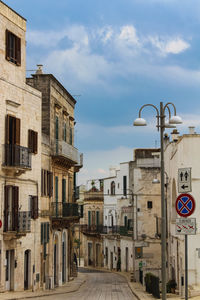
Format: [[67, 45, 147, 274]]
[[178, 168, 191, 193], [175, 218, 196, 235]]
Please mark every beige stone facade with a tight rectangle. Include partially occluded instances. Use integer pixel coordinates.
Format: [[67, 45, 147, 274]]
[[0, 1, 42, 292], [27, 71, 83, 289], [79, 186, 104, 267]]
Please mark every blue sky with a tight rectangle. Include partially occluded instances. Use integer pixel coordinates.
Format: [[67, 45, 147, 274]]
[[4, 0, 200, 183]]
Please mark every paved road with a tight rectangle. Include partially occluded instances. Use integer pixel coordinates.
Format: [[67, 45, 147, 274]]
[[36, 268, 137, 300]]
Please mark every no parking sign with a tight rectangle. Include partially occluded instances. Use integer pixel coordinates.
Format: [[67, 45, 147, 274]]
[[175, 193, 195, 217]]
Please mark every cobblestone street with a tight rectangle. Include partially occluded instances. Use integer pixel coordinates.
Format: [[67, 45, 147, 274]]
[[34, 268, 137, 300]]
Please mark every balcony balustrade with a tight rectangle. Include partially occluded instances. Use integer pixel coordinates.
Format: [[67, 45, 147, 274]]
[[51, 202, 79, 218], [3, 211, 31, 240], [52, 140, 79, 165], [2, 144, 31, 172], [80, 225, 133, 236]]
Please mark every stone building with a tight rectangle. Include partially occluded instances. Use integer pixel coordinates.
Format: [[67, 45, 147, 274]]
[[80, 185, 104, 267], [102, 149, 161, 284], [26, 68, 83, 288], [0, 1, 42, 291], [164, 128, 200, 297]]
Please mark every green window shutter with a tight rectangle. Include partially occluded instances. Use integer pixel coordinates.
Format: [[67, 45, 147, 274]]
[[62, 178, 66, 203], [41, 223, 44, 244], [55, 116, 59, 140], [88, 211, 91, 226], [70, 127, 73, 145], [96, 211, 99, 226], [55, 176, 58, 202], [47, 223, 49, 243], [44, 222, 47, 243]]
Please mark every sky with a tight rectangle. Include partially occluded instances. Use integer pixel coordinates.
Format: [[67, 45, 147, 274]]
[[3, 0, 200, 184]]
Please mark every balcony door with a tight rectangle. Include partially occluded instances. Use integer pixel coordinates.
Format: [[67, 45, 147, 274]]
[[5, 115, 20, 165], [4, 186, 19, 232], [55, 176, 58, 217]]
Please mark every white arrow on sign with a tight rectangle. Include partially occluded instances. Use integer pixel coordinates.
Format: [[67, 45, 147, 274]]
[[178, 168, 191, 193]]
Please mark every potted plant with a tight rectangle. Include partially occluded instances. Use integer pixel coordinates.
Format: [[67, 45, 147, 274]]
[[167, 279, 177, 294]]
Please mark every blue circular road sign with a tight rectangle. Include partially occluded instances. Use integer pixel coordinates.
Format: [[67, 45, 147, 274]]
[[175, 193, 195, 217]]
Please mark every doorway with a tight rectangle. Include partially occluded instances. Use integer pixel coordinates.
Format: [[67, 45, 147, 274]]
[[54, 235, 59, 286], [125, 247, 128, 272], [110, 251, 113, 270], [62, 233, 66, 283], [24, 250, 31, 290], [5, 250, 14, 291]]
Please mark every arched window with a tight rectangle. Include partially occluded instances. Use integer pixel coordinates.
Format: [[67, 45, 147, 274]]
[[111, 181, 115, 195]]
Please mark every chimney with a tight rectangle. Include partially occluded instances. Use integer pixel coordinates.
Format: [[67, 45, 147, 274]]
[[188, 126, 195, 134], [171, 129, 179, 142], [36, 64, 43, 74]]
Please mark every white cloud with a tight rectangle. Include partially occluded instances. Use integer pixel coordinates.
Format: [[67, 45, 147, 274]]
[[27, 23, 192, 90], [77, 146, 133, 185], [149, 36, 190, 55], [118, 25, 140, 46]]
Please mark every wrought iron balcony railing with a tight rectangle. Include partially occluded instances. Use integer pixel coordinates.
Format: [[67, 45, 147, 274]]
[[3, 144, 32, 169], [80, 224, 104, 234], [51, 202, 79, 218], [4, 211, 31, 233]]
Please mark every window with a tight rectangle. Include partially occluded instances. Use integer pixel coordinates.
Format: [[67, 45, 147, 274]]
[[41, 222, 50, 244], [30, 196, 38, 219], [147, 201, 153, 209], [111, 181, 115, 195], [55, 176, 58, 202], [55, 116, 59, 140], [5, 30, 21, 65], [4, 185, 19, 231], [123, 176, 127, 196], [96, 211, 100, 226], [69, 126, 73, 145], [41, 169, 53, 197], [5, 115, 20, 145], [28, 129, 38, 154], [88, 211, 91, 226], [62, 178, 66, 203], [63, 122, 67, 142]]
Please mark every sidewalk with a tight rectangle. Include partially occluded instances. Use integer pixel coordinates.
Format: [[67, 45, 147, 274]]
[[0, 273, 87, 300]]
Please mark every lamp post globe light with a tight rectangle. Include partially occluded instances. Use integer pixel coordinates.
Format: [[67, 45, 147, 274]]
[[133, 102, 182, 300]]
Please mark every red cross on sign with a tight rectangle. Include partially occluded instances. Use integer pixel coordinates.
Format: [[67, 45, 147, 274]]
[[175, 193, 195, 217]]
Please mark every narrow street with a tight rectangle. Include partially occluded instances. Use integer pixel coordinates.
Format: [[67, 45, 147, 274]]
[[34, 268, 137, 300]]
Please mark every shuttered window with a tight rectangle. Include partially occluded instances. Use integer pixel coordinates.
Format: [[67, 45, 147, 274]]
[[5, 29, 21, 66], [31, 196, 38, 219], [28, 129, 38, 154], [41, 222, 50, 244], [96, 211, 100, 226], [5, 115, 20, 145], [41, 169, 53, 197], [88, 211, 91, 226], [4, 185, 19, 232], [62, 178, 66, 203], [41, 223, 44, 244], [55, 176, 58, 202]]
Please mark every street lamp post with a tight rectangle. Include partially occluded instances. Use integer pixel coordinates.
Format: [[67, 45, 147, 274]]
[[133, 101, 182, 300]]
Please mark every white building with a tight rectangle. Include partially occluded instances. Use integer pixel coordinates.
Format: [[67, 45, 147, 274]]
[[164, 128, 200, 297], [103, 149, 161, 284]]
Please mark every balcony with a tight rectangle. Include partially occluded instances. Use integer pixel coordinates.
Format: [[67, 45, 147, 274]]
[[3, 211, 31, 240], [100, 226, 133, 237], [52, 140, 79, 166], [2, 144, 32, 175], [51, 202, 80, 229], [74, 153, 83, 171], [81, 224, 104, 235]]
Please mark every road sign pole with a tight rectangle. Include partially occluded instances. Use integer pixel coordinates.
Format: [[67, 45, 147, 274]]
[[185, 234, 188, 300]]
